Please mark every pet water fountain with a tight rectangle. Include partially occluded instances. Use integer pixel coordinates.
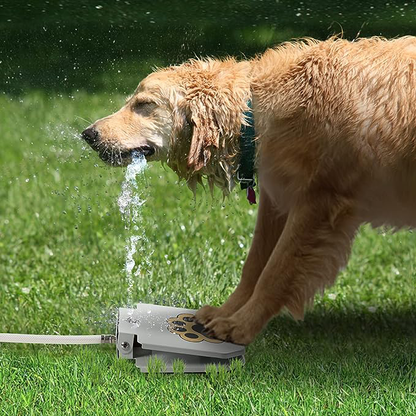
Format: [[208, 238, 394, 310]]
[[0, 303, 245, 373], [117, 303, 245, 372]]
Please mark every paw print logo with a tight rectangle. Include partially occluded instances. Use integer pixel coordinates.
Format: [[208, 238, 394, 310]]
[[167, 313, 223, 343]]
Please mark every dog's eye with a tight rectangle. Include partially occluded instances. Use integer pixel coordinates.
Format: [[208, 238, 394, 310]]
[[133, 101, 157, 116]]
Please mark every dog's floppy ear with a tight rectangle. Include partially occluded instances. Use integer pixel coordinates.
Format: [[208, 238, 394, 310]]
[[186, 94, 220, 172], [178, 59, 252, 173]]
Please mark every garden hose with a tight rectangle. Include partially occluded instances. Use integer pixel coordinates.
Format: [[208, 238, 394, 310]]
[[0, 333, 116, 344]]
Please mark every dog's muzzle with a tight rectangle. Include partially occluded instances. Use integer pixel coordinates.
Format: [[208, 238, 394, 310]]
[[81, 127, 155, 165]]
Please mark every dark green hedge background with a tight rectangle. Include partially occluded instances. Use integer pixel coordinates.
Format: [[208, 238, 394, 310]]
[[2, 0, 416, 95]]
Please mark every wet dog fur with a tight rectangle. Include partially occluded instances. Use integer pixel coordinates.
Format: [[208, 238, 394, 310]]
[[83, 37, 416, 344]]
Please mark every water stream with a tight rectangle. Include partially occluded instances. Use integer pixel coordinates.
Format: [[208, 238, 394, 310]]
[[117, 151, 150, 306]]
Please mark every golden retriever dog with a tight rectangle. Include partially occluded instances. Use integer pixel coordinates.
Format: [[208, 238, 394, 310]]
[[82, 36, 416, 345]]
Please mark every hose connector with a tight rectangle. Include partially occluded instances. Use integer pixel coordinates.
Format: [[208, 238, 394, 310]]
[[101, 334, 117, 344]]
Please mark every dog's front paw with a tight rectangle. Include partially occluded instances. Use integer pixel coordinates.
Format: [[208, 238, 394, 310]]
[[204, 316, 254, 345], [194, 305, 221, 325]]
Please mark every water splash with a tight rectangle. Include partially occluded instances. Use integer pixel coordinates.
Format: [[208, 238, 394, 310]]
[[118, 151, 151, 306]]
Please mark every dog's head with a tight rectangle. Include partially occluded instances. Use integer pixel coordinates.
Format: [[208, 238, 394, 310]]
[[82, 59, 252, 192]]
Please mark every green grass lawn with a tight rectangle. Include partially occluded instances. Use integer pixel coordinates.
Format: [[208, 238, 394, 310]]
[[0, 92, 415, 415]]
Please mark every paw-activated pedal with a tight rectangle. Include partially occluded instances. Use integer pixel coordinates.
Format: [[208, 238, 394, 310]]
[[117, 304, 245, 373]]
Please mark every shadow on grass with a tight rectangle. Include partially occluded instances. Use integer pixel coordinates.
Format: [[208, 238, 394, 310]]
[[272, 307, 416, 339], [247, 307, 415, 378]]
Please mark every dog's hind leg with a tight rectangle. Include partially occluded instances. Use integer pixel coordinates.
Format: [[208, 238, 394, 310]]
[[204, 192, 360, 344], [195, 188, 287, 325]]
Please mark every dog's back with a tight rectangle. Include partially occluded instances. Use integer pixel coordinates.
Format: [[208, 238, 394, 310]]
[[253, 37, 416, 229]]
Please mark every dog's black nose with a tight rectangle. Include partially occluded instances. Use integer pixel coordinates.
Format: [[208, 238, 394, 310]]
[[82, 128, 100, 148]]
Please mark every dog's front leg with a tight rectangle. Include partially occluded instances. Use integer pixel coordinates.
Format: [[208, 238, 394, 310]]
[[204, 193, 360, 344], [195, 189, 287, 325]]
